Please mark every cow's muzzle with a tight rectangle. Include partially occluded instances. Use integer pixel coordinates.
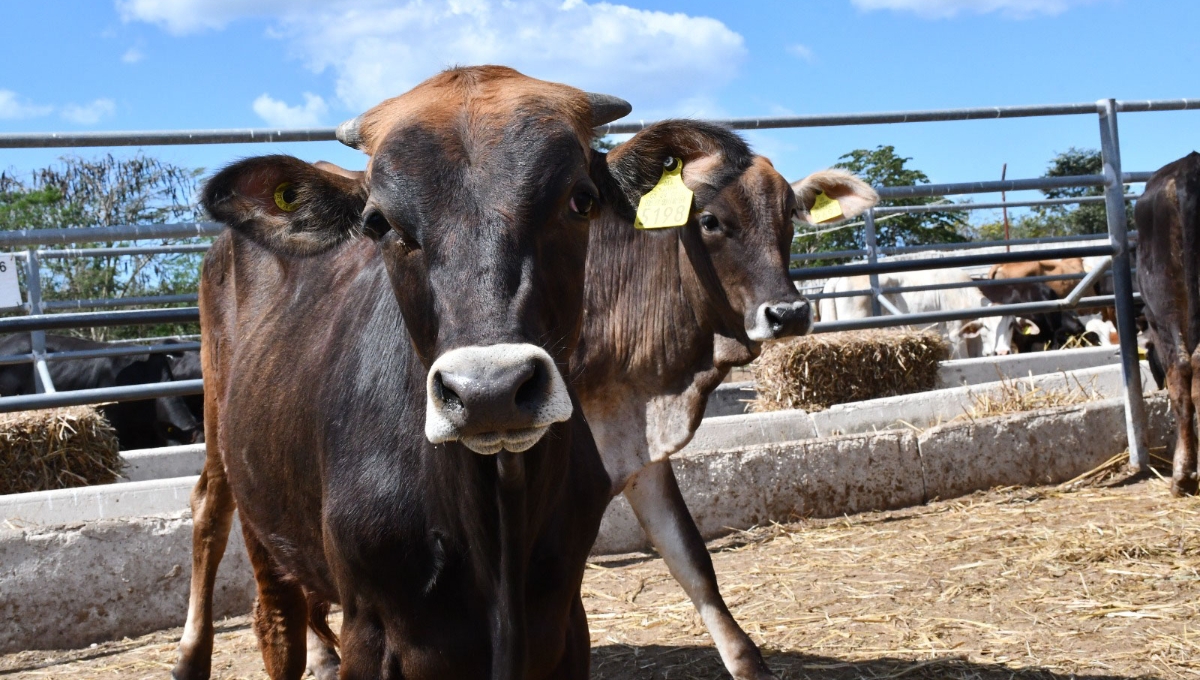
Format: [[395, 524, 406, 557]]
[[746, 299, 813, 341], [424, 344, 572, 455]]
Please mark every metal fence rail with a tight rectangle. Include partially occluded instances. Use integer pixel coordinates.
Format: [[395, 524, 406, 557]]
[[0, 379, 204, 413], [0, 95, 1189, 471]]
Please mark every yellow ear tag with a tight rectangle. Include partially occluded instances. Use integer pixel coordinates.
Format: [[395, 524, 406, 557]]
[[634, 158, 693, 229], [273, 182, 299, 212], [1021, 323, 1036, 335], [1138, 347, 1147, 360], [808, 191, 843, 224]]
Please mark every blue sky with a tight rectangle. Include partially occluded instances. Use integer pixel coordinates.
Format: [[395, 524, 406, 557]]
[[1, 0, 1198, 222]]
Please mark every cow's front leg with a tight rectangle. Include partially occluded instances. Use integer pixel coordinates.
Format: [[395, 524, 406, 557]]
[[623, 460, 777, 680], [173, 464, 237, 680], [242, 523, 309, 680]]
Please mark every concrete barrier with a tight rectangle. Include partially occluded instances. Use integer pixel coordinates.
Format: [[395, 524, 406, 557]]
[[0, 512, 254, 655], [679, 409, 817, 455], [0, 476, 198, 527], [809, 362, 1155, 437], [597, 430, 922, 554], [121, 444, 206, 482], [936, 345, 1122, 387], [0, 391, 1175, 654], [704, 345, 1126, 415]]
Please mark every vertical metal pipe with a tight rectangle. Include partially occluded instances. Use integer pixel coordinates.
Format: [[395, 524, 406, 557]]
[[1097, 98, 1148, 471], [25, 249, 55, 394], [865, 208, 883, 317]]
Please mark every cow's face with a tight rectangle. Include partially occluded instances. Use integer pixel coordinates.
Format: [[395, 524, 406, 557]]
[[203, 68, 738, 455], [690, 157, 811, 345], [964, 313, 1039, 356], [687, 163, 877, 348], [203, 68, 628, 455]]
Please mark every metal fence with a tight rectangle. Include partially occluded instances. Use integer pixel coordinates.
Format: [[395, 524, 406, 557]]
[[2, 96, 1195, 469]]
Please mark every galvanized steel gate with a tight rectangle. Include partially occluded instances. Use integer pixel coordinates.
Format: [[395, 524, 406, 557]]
[[1, 97, 1197, 470]]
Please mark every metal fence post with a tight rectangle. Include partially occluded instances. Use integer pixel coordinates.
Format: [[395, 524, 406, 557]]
[[25, 249, 55, 394], [1097, 98, 1148, 471], [864, 208, 883, 317]]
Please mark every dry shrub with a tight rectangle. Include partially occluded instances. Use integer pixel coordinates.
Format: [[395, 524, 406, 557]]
[[751, 330, 948, 412], [958, 373, 1104, 421], [0, 406, 122, 495]]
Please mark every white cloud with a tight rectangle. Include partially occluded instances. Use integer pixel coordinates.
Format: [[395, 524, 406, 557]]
[[116, 0, 300, 34], [850, 0, 1099, 18], [253, 92, 328, 127], [786, 44, 814, 62], [122, 47, 144, 63], [120, 0, 746, 116], [61, 99, 117, 125], [0, 90, 53, 119]]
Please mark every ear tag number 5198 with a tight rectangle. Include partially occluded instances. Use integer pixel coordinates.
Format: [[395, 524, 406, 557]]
[[635, 157, 693, 230]]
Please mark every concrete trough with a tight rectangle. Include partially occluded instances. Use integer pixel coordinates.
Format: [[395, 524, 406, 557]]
[[705, 345, 1127, 417], [121, 444, 206, 482]]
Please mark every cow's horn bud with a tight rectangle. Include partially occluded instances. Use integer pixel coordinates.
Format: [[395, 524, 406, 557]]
[[335, 115, 364, 150], [587, 93, 632, 128]]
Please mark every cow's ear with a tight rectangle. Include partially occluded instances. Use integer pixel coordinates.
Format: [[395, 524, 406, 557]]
[[960, 319, 985, 339], [1016, 317, 1041, 335], [596, 120, 753, 219], [203, 155, 366, 258], [792, 169, 879, 225]]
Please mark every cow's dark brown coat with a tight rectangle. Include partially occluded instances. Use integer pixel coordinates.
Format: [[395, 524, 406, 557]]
[[1135, 151, 1200, 496], [173, 66, 758, 680]]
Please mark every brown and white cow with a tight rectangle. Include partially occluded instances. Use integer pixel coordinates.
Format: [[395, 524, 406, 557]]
[[988, 258, 1087, 299], [571, 159, 876, 679], [1134, 151, 1200, 497], [172, 66, 760, 680]]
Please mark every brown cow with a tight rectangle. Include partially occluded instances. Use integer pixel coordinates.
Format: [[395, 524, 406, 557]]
[[573, 160, 875, 679], [1134, 151, 1200, 497], [173, 66, 759, 680], [987, 257, 1087, 299]]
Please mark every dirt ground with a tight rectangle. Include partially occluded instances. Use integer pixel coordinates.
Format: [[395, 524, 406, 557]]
[[2, 474, 1197, 680]]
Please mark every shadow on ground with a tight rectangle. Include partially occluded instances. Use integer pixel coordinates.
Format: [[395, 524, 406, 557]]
[[591, 644, 1161, 680]]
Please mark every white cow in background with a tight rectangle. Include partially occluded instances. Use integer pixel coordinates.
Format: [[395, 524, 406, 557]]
[[818, 268, 1037, 358]]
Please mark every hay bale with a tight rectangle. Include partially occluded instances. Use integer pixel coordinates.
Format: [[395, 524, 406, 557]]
[[0, 406, 122, 495], [752, 330, 948, 412]]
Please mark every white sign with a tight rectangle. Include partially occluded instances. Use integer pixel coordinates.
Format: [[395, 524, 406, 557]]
[[0, 255, 24, 309]]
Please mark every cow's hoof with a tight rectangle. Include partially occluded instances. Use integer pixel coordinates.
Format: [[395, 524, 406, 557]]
[[170, 658, 210, 680], [1171, 475, 1199, 497]]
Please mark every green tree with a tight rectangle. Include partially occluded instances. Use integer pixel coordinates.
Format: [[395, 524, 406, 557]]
[[0, 154, 206, 340], [973, 148, 1132, 241], [794, 146, 967, 262]]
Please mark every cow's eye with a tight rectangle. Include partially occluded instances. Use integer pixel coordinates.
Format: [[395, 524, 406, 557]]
[[699, 213, 721, 233], [362, 207, 391, 239], [569, 191, 595, 218]]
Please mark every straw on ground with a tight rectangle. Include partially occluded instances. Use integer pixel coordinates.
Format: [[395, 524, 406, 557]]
[[4, 474, 1195, 679]]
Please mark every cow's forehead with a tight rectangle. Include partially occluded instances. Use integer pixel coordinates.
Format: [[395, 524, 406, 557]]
[[356, 66, 593, 160], [741, 157, 792, 199], [719, 155, 794, 221]]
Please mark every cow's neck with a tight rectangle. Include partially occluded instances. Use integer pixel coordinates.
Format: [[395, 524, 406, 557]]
[[573, 212, 751, 494], [491, 451, 527, 680]]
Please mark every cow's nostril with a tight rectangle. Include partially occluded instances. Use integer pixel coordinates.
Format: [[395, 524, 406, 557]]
[[433, 372, 464, 411], [764, 305, 785, 332], [513, 360, 547, 411]]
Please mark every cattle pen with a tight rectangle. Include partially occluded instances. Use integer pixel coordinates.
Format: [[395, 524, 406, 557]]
[[1, 98, 1199, 678], [0, 97, 1188, 469]]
